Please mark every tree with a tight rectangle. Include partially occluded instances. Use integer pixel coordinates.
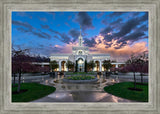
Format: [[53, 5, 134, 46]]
[[39, 66, 50, 73], [12, 62, 17, 87], [66, 60, 74, 71], [50, 60, 59, 72], [85, 60, 87, 72], [12, 48, 34, 93], [126, 54, 139, 89], [75, 60, 78, 72], [102, 60, 112, 71], [110, 67, 120, 74], [87, 60, 95, 71], [118, 66, 128, 73], [136, 52, 148, 84]]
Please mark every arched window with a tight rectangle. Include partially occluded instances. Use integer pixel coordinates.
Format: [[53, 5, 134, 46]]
[[78, 50, 83, 55]]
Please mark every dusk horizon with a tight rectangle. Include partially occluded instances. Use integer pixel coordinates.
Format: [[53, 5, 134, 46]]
[[12, 11, 148, 62]]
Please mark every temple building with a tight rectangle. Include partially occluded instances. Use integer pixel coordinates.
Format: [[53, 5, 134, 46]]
[[49, 29, 110, 72]]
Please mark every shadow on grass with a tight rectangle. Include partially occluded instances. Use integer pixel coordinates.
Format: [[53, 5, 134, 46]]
[[104, 82, 148, 102], [12, 83, 56, 102], [128, 87, 143, 91], [12, 89, 28, 94]]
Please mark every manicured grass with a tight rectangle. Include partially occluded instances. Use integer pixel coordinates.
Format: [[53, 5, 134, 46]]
[[66, 76, 95, 80], [104, 82, 148, 102], [12, 83, 56, 102], [66, 72, 96, 75]]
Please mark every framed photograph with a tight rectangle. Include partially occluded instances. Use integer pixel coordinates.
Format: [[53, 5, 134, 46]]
[[0, 0, 160, 114]]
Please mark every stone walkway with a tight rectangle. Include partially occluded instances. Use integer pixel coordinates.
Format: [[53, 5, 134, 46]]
[[32, 90, 134, 102], [32, 77, 135, 102]]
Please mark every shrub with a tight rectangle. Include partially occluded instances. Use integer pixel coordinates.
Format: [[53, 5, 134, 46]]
[[66, 76, 95, 80]]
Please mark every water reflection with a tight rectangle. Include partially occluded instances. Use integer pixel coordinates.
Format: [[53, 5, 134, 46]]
[[97, 75, 100, 79], [42, 77, 44, 81], [45, 80, 48, 84], [51, 73, 120, 91], [22, 77, 25, 83]]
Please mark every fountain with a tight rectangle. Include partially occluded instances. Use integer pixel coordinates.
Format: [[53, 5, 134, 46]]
[[62, 72, 98, 83]]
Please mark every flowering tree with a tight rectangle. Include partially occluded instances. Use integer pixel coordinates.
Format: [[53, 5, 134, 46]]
[[118, 66, 129, 73], [136, 52, 148, 84], [12, 48, 34, 92], [41, 66, 50, 73], [126, 54, 140, 89], [110, 67, 120, 74]]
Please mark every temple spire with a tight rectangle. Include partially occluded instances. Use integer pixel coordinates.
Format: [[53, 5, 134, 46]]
[[80, 25, 81, 36], [79, 25, 83, 46]]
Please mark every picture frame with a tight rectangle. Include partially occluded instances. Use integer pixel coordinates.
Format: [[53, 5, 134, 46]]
[[0, 0, 160, 114]]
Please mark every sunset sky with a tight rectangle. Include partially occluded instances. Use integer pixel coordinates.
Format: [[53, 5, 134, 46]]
[[12, 12, 148, 62]]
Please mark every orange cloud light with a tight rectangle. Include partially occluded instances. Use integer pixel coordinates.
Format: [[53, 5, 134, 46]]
[[51, 35, 148, 62], [90, 35, 148, 62]]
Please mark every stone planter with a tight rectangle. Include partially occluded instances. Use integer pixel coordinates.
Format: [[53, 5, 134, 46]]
[[62, 78, 98, 83]]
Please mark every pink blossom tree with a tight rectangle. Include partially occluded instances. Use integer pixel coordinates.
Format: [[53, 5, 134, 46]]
[[12, 49, 35, 93], [136, 52, 148, 84], [126, 54, 140, 89]]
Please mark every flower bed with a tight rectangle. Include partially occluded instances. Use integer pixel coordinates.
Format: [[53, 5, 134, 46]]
[[63, 76, 98, 83], [66, 76, 95, 80]]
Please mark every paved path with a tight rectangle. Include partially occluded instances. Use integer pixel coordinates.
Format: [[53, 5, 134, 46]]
[[32, 90, 134, 102], [12, 74, 147, 102], [32, 77, 135, 102], [12, 75, 50, 83], [111, 75, 148, 83]]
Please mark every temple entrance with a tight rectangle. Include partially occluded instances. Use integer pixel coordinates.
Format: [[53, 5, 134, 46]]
[[61, 61, 66, 71], [95, 61, 100, 72], [77, 58, 84, 72]]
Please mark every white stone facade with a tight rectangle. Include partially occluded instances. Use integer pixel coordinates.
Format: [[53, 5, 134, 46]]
[[50, 30, 110, 72]]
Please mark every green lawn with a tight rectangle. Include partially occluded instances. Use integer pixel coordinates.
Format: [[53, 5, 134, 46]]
[[104, 82, 148, 102], [12, 83, 56, 102]]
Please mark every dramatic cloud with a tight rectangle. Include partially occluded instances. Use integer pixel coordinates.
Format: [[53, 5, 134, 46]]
[[100, 27, 112, 35], [43, 27, 72, 44], [83, 37, 96, 47], [48, 35, 148, 62], [110, 18, 123, 29], [58, 33, 71, 44], [12, 20, 51, 39], [100, 13, 148, 48], [68, 29, 80, 42], [139, 12, 148, 22], [102, 13, 124, 25], [17, 27, 30, 33], [97, 12, 105, 18], [12, 12, 148, 62], [89, 35, 148, 62], [41, 24, 50, 29], [108, 12, 126, 18], [32, 31, 51, 39], [75, 12, 94, 30], [114, 18, 140, 38], [12, 20, 33, 30], [137, 24, 148, 32], [117, 31, 145, 45]]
